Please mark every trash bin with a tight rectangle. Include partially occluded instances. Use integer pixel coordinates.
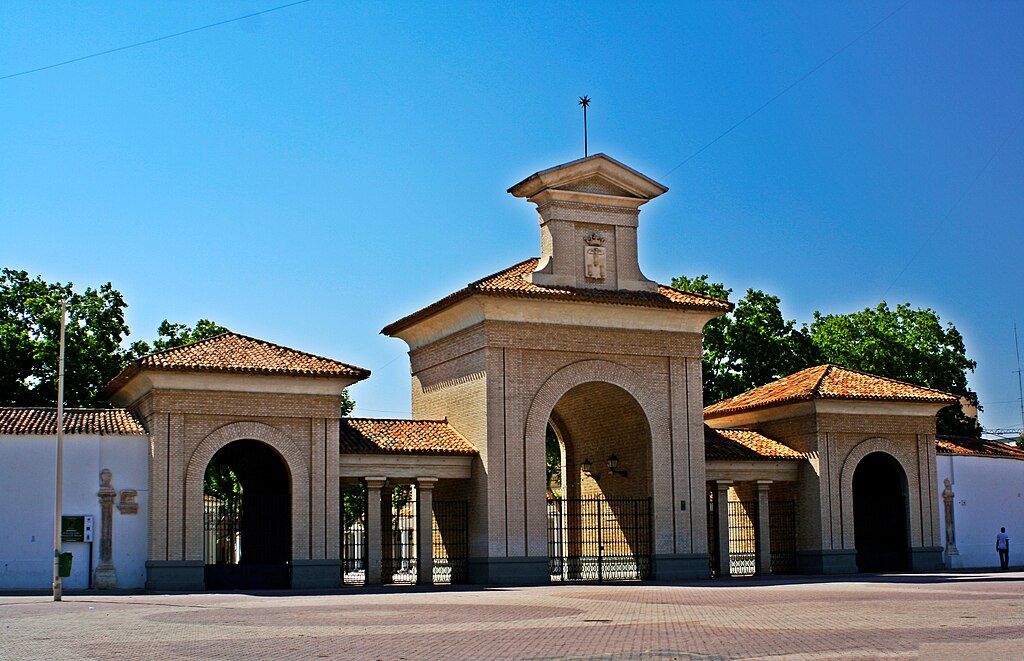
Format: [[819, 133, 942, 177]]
[[58, 552, 73, 578]]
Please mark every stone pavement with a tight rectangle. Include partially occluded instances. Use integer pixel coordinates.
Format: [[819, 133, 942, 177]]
[[1, 572, 1022, 660]]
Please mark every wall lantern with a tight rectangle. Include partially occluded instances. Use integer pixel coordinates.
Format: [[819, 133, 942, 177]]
[[606, 453, 628, 478], [580, 457, 600, 480]]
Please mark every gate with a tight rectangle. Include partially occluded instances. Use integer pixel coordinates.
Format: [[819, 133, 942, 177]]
[[382, 487, 416, 584], [727, 500, 757, 576], [547, 497, 651, 582], [769, 500, 797, 574], [342, 483, 366, 585], [432, 500, 468, 584], [203, 493, 291, 589]]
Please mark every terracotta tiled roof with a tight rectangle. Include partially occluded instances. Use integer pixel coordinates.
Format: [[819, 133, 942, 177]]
[[936, 435, 1024, 460], [704, 426, 804, 460], [0, 407, 145, 436], [382, 258, 732, 335], [103, 332, 370, 397], [340, 418, 478, 455], [704, 364, 957, 418]]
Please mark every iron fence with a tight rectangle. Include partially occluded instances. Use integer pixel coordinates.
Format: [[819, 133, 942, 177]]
[[769, 500, 797, 574], [432, 500, 469, 584], [547, 497, 651, 582], [727, 500, 757, 576]]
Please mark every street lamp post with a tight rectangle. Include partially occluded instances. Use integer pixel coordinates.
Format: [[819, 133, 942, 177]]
[[52, 300, 67, 602]]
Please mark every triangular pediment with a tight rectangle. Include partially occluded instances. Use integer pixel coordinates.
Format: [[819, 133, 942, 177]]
[[507, 153, 668, 201]]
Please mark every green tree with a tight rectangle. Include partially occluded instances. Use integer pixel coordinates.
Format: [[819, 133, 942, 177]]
[[672, 275, 818, 404], [546, 424, 561, 498], [0, 268, 132, 407], [128, 318, 229, 358], [810, 302, 980, 436]]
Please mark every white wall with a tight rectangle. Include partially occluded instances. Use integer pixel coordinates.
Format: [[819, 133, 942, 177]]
[[0, 434, 149, 589], [937, 454, 1024, 569]]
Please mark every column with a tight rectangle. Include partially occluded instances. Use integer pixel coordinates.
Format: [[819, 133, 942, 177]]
[[364, 477, 386, 585], [416, 478, 437, 585], [715, 481, 733, 578], [95, 469, 118, 589], [755, 480, 773, 576]]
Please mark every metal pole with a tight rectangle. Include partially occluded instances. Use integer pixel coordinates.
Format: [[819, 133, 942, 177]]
[[52, 300, 67, 602]]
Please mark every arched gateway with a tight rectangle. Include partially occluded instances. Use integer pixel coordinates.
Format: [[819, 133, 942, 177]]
[[104, 332, 369, 590], [383, 154, 732, 582]]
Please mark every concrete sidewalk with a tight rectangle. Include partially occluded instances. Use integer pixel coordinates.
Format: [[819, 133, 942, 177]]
[[2, 572, 1022, 660]]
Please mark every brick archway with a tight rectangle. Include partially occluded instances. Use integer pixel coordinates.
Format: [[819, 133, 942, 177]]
[[184, 421, 311, 563], [839, 438, 920, 551], [523, 359, 670, 559]]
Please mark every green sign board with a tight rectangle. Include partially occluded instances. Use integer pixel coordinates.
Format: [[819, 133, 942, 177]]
[[61, 515, 93, 543]]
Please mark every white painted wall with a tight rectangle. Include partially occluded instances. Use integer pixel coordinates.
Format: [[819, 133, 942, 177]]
[[0, 434, 149, 589], [937, 454, 1024, 569]]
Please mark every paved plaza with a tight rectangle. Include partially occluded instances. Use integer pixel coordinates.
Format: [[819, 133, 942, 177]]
[[2, 572, 1022, 660]]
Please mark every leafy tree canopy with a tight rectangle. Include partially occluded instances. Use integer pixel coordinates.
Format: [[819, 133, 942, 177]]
[[674, 274, 980, 437], [127, 318, 229, 358], [1, 268, 131, 407]]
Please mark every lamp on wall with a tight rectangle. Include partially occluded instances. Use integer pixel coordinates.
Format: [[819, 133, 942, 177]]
[[606, 453, 628, 478], [580, 457, 600, 480]]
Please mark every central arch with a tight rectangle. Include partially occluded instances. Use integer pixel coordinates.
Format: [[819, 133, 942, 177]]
[[526, 360, 661, 581], [852, 451, 910, 572]]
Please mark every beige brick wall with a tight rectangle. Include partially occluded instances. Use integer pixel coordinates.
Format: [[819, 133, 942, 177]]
[[132, 386, 344, 566]]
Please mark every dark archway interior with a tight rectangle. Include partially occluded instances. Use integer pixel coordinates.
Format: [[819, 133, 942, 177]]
[[852, 452, 909, 572], [204, 439, 291, 589]]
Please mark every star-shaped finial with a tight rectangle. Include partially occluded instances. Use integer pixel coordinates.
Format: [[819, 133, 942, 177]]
[[579, 95, 591, 108]]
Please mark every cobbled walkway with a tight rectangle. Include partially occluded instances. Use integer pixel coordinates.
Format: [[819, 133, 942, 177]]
[[1, 572, 1022, 660]]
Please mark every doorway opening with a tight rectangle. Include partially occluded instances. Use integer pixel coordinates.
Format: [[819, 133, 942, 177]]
[[203, 439, 291, 589], [852, 451, 909, 572], [545, 382, 653, 581]]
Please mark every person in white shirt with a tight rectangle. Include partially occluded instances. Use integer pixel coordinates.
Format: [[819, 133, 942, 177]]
[[996, 527, 1010, 570]]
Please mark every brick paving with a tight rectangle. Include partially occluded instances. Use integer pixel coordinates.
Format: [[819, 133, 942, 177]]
[[1, 572, 1022, 660]]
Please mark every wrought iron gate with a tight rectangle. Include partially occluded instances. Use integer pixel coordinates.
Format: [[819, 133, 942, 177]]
[[342, 483, 366, 585], [769, 499, 797, 574], [727, 500, 757, 576], [432, 500, 468, 584], [547, 497, 651, 581], [382, 487, 417, 584], [203, 493, 291, 589]]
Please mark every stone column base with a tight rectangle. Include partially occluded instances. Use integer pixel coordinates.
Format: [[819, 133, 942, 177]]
[[652, 553, 712, 580], [909, 546, 944, 571], [94, 564, 117, 589], [796, 549, 858, 574], [145, 560, 204, 591], [291, 559, 343, 589], [468, 557, 550, 585]]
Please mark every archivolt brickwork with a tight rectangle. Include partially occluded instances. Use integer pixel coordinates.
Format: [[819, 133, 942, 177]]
[[838, 437, 921, 550], [183, 421, 311, 562]]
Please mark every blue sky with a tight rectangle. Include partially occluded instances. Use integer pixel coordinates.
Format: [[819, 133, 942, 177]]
[[2, 1, 1022, 434]]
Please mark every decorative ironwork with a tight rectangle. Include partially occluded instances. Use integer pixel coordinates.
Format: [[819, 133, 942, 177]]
[[342, 483, 366, 585], [547, 497, 651, 582], [707, 490, 718, 576], [727, 500, 757, 576], [432, 500, 469, 584], [382, 487, 416, 584], [769, 499, 798, 574], [203, 493, 290, 589]]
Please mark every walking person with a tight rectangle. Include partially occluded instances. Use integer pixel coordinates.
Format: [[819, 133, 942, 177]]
[[996, 527, 1010, 570]]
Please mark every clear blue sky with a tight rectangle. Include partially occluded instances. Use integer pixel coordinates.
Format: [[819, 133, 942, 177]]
[[2, 1, 1022, 434]]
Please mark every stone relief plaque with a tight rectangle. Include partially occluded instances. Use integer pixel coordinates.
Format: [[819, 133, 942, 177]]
[[584, 232, 607, 280]]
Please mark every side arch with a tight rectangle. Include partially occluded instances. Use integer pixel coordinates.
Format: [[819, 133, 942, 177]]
[[839, 438, 920, 551], [523, 359, 671, 558], [184, 421, 310, 562]]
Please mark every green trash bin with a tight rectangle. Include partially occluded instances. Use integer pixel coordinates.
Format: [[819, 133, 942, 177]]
[[58, 552, 73, 578]]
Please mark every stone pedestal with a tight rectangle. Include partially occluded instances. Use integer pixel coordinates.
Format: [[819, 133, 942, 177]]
[[95, 469, 118, 589]]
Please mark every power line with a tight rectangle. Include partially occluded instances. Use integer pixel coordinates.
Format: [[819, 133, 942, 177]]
[[661, 0, 913, 180], [880, 111, 1024, 299], [0, 0, 315, 82]]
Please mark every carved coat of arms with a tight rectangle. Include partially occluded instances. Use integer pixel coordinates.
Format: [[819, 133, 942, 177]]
[[584, 232, 606, 280]]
